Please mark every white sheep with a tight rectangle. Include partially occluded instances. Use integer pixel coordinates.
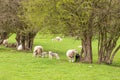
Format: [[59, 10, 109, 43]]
[[17, 44, 23, 51], [3, 39, 8, 47], [52, 36, 62, 42], [41, 52, 48, 58], [33, 46, 43, 57], [66, 49, 78, 62], [48, 51, 60, 60]]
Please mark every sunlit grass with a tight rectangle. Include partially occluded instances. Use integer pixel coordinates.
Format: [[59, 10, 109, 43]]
[[0, 34, 120, 80]]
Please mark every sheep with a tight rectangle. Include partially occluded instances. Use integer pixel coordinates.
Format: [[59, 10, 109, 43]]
[[66, 49, 78, 62], [52, 36, 62, 42], [48, 51, 60, 60], [41, 52, 48, 58], [3, 39, 8, 47], [33, 46, 43, 57], [17, 44, 23, 51]]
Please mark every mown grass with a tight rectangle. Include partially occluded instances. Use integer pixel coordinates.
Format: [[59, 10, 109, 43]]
[[0, 34, 120, 80]]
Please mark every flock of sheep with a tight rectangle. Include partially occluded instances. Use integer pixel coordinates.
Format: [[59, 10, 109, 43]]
[[2, 36, 81, 62], [32, 45, 80, 62], [32, 36, 81, 62]]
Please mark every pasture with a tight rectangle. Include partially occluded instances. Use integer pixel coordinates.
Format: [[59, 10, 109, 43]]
[[0, 34, 120, 80]]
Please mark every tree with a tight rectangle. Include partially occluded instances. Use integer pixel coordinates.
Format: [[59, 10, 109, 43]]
[[0, 0, 38, 50], [20, 0, 98, 63], [0, 0, 21, 44], [96, 0, 120, 64], [19, 0, 120, 64], [51, 0, 98, 63]]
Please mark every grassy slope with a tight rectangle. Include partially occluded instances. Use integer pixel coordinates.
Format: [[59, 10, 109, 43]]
[[0, 34, 120, 80]]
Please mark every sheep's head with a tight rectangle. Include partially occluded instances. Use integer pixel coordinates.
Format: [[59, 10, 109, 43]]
[[48, 51, 52, 54], [72, 49, 78, 54]]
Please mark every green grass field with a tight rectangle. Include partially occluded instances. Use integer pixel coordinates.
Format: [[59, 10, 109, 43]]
[[0, 34, 120, 80]]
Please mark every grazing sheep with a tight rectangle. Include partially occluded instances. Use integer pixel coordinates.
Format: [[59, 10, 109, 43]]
[[75, 53, 80, 62], [66, 49, 78, 62], [3, 39, 8, 47], [52, 36, 62, 42], [48, 51, 60, 60], [17, 44, 23, 51], [33, 46, 43, 57]]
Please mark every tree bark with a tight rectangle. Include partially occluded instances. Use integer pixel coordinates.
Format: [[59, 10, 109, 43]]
[[109, 45, 120, 64], [15, 32, 21, 47], [81, 33, 92, 63], [21, 35, 26, 50], [25, 32, 36, 50]]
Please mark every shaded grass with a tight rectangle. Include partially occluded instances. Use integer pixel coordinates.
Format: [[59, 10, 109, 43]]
[[0, 34, 120, 80]]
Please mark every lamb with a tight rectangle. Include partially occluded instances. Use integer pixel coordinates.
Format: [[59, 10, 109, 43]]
[[17, 44, 23, 51], [41, 52, 48, 58], [3, 39, 8, 47], [52, 36, 62, 42], [48, 51, 60, 60], [33, 46, 43, 57], [66, 49, 78, 62]]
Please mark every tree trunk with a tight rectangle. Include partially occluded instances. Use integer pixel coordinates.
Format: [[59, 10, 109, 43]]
[[25, 32, 36, 50], [109, 45, 120, 64], [98, 26, 108, 63], [98, 28, 120, 64], [15, 32, 21, 47], [21, 35, 26, 50], [104, 38, 119, 64], [81, 33, 92, 63]]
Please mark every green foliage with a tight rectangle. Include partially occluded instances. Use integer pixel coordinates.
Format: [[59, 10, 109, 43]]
[[20, 0, 52, 33], [0, 0, 21, 33]]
